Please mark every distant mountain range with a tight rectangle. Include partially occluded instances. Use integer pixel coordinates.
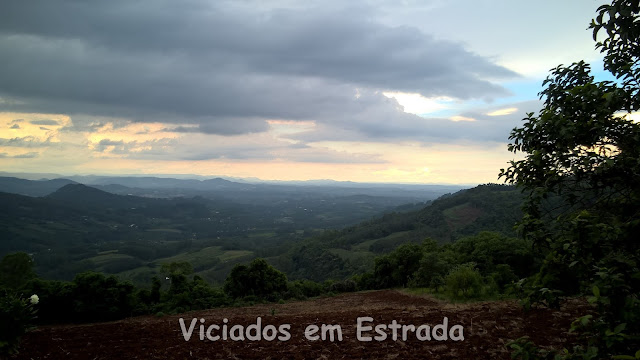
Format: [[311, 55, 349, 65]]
[[0, 174, 467, 203], [1, 173, 522, 286], [0, 176, 471, 284], [0, 177, 78, 197], [0, 171, 475, 187]]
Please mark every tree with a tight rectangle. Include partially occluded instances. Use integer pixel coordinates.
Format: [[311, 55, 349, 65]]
[[224, 258, 288, 300], [71, 272, 135, 322], [161, 261, 194, 295], [410, 251, 450, 288], [452, 232, 535, 278], [445, 263, 483, 299], [500, 1, 640, 357], [373, 243, 423, 288], [0, 252, 36, 290]]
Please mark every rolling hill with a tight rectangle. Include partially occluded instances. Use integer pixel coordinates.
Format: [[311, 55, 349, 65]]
[[272, 184, 523, 281], [0, 176, 77, 196], [0, 182, 523, 286]]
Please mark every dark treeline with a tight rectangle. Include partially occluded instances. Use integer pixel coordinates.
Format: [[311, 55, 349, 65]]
[[1, 227, 540, 327]]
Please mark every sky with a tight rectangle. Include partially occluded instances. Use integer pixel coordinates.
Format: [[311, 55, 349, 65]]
[[0, 0, 622, 184]]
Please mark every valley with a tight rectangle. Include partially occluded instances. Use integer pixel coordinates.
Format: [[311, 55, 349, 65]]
[[0, 175, 470, 284]]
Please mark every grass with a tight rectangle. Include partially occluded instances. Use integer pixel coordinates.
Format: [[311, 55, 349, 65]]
[[111, 246, 253, 285], [327, 248, 375, 263], [218, 250, 253, 262], [247, 231, 276, 239], [157, 246, 230, 269], [88, 253, 137, 266], [351, 238, 379, 251], [146, 228, 182, 233], [116, 266, 159, 284], [442, 202, 483, 228], [96, 250, 119, 255]]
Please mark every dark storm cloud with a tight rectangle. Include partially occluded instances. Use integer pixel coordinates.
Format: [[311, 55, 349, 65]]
[[13, 152, 39, 159], [0, 151, 39, 158], [0, 136, 51, 147], [94, 139, 126, 153], [0, 0, 518, 136], [58, 116, 129, 133], [90, 134, 383, 164], [30, 119, 59, 126], [163, 118, 270, 135], [10, 124, 20, 129], [170, 144, 384, 163], [98, 139, 125, 147]]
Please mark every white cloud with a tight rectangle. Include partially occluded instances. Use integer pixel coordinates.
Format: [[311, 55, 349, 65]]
[[382, 92, 452, 115], [450, 116, 476, 122], [487, 107, 518, 116]]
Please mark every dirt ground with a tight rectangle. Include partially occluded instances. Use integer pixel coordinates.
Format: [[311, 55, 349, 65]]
[[14, 290, 591, 359]]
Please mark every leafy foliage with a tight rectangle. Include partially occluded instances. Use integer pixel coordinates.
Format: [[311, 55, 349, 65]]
[[278, 184, 524, 282], [0, 252, 36, 290], [71, 272, 136, 322], [373, 243, 423, 288], [591, 0, 640, 104], [0, 291, 38, 356], [358, 232, 536, 298], [500, 1, 640, 357], [224, 258, 288, 301], [445, 263, 484, 299]]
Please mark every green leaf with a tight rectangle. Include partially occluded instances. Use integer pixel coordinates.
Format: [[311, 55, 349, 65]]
[[614, 323, 626, 334], [592, 285, 600, 297], [580, 315, 593, 326]]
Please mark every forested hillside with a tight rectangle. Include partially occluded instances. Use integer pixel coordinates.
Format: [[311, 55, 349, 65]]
[[0, 181, 520, 285], [271, 184, 523, 281]]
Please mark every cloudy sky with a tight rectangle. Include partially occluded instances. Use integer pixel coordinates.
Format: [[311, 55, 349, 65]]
[[0, 0, 617, 184]]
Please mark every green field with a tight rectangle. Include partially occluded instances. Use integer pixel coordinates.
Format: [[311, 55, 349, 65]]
[[146, 228, 182, 234], [112, 246, 255, 285]]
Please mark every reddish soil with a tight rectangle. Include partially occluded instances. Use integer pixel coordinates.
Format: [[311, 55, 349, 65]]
[[14, 290, 590, 359]]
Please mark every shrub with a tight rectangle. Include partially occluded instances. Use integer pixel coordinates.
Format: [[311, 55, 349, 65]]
[[430, 275, 445, 293], [71, 272, 135, 322], [352, 272, 376, 291], [224, 259, 288, 301], [0, 253, 36, 290], [24, 278, 75, 324], [490, 264, 518, 292], [410, 252, 451, 288], [329, 279, 357, 293], [0, 291, 38, 356], [445, 263, 483, 299], [286, 280, 324, 300]]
